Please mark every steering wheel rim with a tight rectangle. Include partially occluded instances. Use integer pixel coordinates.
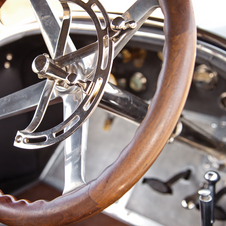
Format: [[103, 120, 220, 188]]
[[0, 0, 196, 225]]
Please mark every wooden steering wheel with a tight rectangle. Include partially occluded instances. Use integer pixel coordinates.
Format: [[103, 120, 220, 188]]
[[0, 0, 196, 225]]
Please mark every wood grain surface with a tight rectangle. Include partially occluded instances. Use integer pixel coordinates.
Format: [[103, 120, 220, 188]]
[[16, 182, 129, 226], [0, 0, 5, 7]]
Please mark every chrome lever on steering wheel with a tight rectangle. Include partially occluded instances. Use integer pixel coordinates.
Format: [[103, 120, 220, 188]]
[[16, 0, 72, 136], [15, 0, 72, 136], [14, 0, 114, 149]]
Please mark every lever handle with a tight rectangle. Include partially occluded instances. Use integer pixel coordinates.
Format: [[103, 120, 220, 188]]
[[142, 169, 191, 194], [204, 171, 220, 223], [199, 189, 212, 226]]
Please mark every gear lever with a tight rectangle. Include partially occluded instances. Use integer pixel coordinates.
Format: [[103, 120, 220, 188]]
[[199, 189, 212, 226], [142, 169, 191, 194], [204, 171, 220, 223]]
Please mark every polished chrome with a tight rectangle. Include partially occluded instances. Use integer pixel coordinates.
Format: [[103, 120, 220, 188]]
[[32, 54, 70, 80], [11, 0, 159, 195], [129, 72, 147, 92], [27, 0, 77, 145], [110, 16, 136, 32], [62, 92, 87, 194], [39, 141, 65, 187], [100, 83, 148, 123], [53, 0, 159, 64], [193, 65, 218, 91], [15, 0, 72, 147], [204, 171, 220, 182], [0, 81, 54, 120], [113, 0, 159, 56], [54, 2, 71, 58], [59, 0, 112, 194], [32, 54, 93, 90], [14, 0, 114, 149], [29, 0, 88, 194], [199, 189, 212, 201], [29, 0, 76, 58], [181, 193, 197, 210], [168, 121, 183, 143], [13, 0, 114, 195], [21, 80, 57, 134], [0, 79, 147, 124], [54, 42, 98, 68], [0, 10, 166, 124], [27, 0, 73, 135]]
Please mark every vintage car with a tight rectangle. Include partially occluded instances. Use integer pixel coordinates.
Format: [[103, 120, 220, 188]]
[[0, 0, 225, 225]]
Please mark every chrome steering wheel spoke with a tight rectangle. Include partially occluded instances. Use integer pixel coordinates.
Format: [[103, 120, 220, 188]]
[[54, 1, 72, 58], [62, 93, 87, 194], [29, 0, 76, 57], [23, 79, 57, 133], [28, 0, 88, 192]]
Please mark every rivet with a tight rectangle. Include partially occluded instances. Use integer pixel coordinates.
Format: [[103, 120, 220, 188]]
[[6, 53, 13, 61], [4, 62, 10, 69], [15, 135, 22, 143]]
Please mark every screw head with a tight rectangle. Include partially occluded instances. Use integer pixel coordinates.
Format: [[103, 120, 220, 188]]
[[111, 17, 125, 32], [15, 135, 22, 143], [204, 171, 220, 183]]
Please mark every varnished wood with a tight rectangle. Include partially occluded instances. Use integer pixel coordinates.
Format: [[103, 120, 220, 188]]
[[0, 0, 196, 225], [0, 0, 5, 7], [16, 182, 129, 226]]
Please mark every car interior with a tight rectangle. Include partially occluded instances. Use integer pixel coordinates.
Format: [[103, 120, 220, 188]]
[[0, 0, 226, 225]]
